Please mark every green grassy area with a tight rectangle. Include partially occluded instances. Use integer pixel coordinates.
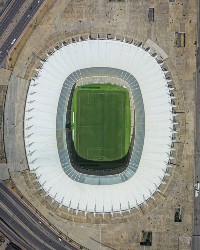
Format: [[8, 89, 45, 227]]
[[71, 84, 131, 162]]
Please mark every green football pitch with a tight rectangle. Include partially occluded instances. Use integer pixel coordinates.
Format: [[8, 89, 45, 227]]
[[71, 84, 131, 162]]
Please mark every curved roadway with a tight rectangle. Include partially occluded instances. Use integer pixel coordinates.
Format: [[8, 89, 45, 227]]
[[0, 182, 83, 250]]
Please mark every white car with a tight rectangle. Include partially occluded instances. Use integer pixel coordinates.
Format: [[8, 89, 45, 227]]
[[11, 38, 16, 45], [195, 181, 199, 197]]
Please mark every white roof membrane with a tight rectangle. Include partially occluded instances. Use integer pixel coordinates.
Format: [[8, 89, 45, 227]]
[[24, 40, 174, 214]]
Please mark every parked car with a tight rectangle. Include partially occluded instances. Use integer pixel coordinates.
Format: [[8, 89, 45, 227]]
[[195, 181, 199, 197]]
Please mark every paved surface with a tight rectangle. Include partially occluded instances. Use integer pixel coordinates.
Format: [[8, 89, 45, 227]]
[[193, 0, 200, 249], [0, 182, 81, 250], [0, 219, 33, 250], [0, 0, 11, 15], [0, 0, 44, 65], [3, 75, 29, 172]]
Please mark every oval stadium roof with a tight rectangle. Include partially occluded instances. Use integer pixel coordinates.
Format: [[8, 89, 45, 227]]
[[24, 39, 174, 214]]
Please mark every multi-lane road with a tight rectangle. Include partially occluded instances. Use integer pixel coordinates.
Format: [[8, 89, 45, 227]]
[[0, 2, 85, 249], [0, 0, 44, 65], [0, 0, 28, 36], [0, 217, 34, 250], [0, 182, 82, 250]]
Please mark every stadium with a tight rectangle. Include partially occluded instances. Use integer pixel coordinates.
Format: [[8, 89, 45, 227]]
[[0, 0, 197, 248], [24, 38, 175, 215], [0, 0, 197, 250]]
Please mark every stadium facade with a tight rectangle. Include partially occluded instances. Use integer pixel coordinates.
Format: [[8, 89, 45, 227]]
[[24, 39, 176, 215]]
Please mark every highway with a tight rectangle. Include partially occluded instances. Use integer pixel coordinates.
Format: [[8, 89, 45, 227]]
[[0, 0, 24, 37], [0, 182, 82, 250], [1, 208, 47, 250], [0, 2, 85, 249], [0, 0, 44, 64], [0, 218, 34, 250], [193, 0, 200, 248]]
